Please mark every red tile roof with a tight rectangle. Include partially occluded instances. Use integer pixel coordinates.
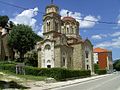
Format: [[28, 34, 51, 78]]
[[93, 48, 109, 53], [62, 16, 76, 21]]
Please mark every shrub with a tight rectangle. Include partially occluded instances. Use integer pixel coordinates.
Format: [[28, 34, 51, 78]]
[[0, 63, 91, 81], [0, 64, 16, 73], [24, 51, 38, 67], [25, 67, 91, 81], [95, 69, 107, 75]]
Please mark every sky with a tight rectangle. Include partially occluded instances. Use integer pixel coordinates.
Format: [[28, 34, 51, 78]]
[[0, 0, 120, 60]]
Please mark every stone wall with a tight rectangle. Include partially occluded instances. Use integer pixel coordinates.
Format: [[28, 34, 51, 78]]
[[54, 47, 61, 67], [84, 40, 94, 73], [38, 50, 41, 68], [71, 44, 83, 70]]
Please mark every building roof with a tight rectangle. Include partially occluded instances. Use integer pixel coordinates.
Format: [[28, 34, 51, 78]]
[[93, 48, 112, 53], [62, 16, 76, 21]]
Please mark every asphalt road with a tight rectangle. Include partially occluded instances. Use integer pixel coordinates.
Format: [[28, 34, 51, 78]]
[[54, 72, 120, 90]]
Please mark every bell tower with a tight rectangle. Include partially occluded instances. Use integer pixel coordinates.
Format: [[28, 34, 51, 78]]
[[43, 0, 61, 37]]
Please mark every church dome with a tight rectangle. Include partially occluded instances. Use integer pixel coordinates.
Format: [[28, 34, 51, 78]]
[[45, 4, 59, 14], [62, 16, 76, 22]]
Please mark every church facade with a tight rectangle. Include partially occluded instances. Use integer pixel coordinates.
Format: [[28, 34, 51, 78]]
[[0, 26, 14, 60], [37, 3, 94, 72]]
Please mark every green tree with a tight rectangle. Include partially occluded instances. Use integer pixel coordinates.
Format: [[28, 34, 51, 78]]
[[25, 51, 38, 67], [8, 24, 42, 62], [94, 63, 99, 73], [113, 59, 120, 71], [0, 15, 9, 28]]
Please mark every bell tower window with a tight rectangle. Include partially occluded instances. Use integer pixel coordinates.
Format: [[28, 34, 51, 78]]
[[85, 51, 89, 58], [66, 27, 69, 34], [62, 57, 65, 67], [44, 44, 51, 50], [47, 21, 50, 31], [55, 22, 58, 31]]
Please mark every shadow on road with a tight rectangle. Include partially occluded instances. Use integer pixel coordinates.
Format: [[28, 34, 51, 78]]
[[0, 80, 29, 89]]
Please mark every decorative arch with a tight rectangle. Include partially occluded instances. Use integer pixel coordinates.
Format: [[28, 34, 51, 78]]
[[47, 60, 51, 63], [44, 44, 51, 50], [47, 20, 50, 31]]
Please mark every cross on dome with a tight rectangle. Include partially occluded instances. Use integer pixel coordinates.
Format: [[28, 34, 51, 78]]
[[51, 0, 54, 4], [67, 11, 69, 16]]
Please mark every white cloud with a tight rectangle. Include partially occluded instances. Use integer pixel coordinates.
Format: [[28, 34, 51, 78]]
[[118, 20, 120, 25], [91, 34, 107, 40], [91, 35, 102, 40], [37, 25, 43, 37], [10, 7, 41, 33], [117, 14, 120, 27], [10, 7, 43, 36], [95, 37, 120, 48], [110, 32, 120, 37], [60, 9, 100, 28]]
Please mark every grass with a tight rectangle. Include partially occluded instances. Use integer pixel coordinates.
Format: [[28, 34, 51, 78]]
[[0, 70, 48, 89], [16, 74, 47, 81], [0, 70, 47, 81]]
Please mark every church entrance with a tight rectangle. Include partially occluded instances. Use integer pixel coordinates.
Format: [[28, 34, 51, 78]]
[[47, 65, 51, 68]]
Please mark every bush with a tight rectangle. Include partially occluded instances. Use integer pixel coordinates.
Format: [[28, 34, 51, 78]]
[[0, 63, 91, 81], [95, 69, 107, 75], [24, 51, 38, 67], [113, 60, 120, 71], [25, 67, 91, 81], [0, 63, 16, 73]]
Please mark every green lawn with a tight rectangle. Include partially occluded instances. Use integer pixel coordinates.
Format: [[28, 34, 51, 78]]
[[0, 70, 47, 82]]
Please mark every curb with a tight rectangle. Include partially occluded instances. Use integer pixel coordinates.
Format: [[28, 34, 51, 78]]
[[43, 74, 111, 90]]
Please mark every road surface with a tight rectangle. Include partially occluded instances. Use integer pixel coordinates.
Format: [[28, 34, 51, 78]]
[[54, 72, 120, 90]]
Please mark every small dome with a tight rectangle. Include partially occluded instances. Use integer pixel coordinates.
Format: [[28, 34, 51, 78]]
[[62, 16, 76, 22], [45, 4, 59, 14]]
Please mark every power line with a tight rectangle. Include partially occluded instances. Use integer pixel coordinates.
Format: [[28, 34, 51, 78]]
[[0, 0, 28, 10], [0, 0, 45, 14], [0, 0, 118, 25]]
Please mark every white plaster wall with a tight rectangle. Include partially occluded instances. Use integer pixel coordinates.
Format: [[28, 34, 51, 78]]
[[41, 41, 55, 68], [85, 46, 92, 71], [94, 53, 98, 64]]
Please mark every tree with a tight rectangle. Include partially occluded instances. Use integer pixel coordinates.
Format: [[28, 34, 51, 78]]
[[0, 16, 9, 28], [113, 59, 120, 71], [94, 63, 99, 73], [8, 24, 42, 62], [25, 51, 38, 67]]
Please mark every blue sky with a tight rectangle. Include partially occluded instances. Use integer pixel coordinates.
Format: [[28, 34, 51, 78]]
[[0, 0, 120, 60]]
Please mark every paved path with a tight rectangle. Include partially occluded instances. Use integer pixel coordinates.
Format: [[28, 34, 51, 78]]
[[30, 74, 112, 90], [54, 72, 120, 90]]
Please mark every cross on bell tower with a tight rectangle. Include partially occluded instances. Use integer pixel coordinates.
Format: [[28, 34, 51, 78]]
[[51, 0, 53, 4], [67, 11, 69, 16]]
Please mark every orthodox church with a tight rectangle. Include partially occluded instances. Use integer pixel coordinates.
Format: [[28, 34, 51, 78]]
[[0, 25, 14, 60], [37, 2, 94, 72]]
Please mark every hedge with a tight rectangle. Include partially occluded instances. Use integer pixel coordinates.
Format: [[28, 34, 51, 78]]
[[0, 64, 16, 73], [0, 63, 91, 81], [25, 67, 91, 80], [95, 69, 107, 75]]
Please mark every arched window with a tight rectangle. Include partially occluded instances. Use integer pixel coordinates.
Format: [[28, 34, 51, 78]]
[[47, 60, 51, 63], [85, 51, 89, 58], [55, 21, 58, 30], [62, 57, 65, 67], [44, 44, 51, 50], [67, 27, 69, 34], [47, 21, 50, 31], [87, 65, 89, 70]]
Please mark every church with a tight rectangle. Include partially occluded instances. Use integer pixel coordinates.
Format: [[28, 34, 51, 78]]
[[37, 1, 94, 72], [0, 26, 14, 60]]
